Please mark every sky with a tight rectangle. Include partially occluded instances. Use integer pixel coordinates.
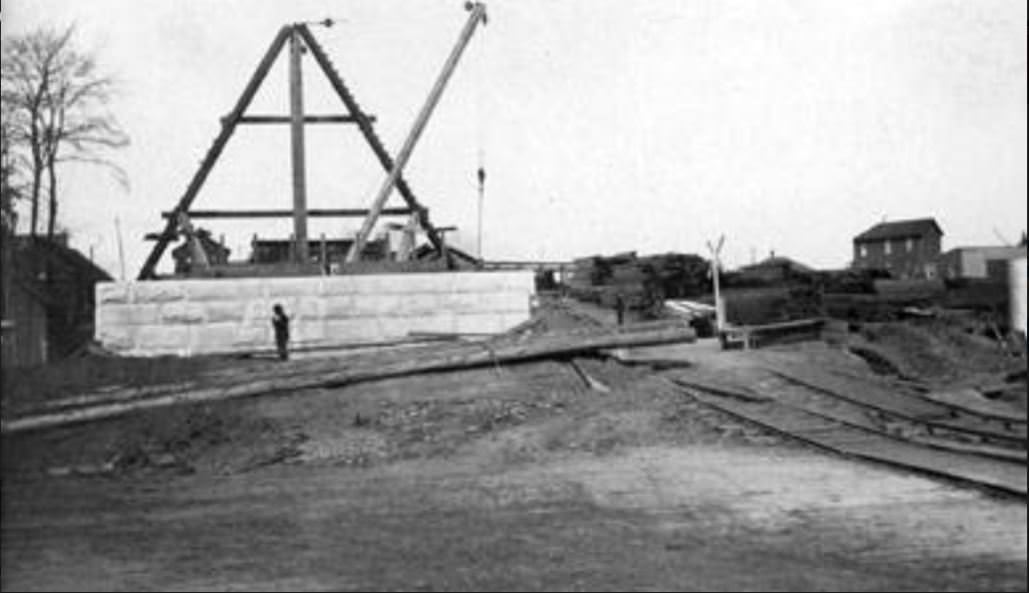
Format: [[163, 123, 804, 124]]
[[3, 0, 1026, 278]]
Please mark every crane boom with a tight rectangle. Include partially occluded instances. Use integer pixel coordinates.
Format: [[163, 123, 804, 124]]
[[346, 2, 488, 263]]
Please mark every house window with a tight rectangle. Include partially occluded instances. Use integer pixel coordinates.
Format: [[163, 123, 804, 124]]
[[906, 238, 914, 252], [859, 245, 868, 258], [884, 240, 892, 255]]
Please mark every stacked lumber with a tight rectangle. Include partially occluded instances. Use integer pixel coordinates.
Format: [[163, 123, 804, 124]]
[[637, 253, 710, 298], [565, 252, 710, 309]]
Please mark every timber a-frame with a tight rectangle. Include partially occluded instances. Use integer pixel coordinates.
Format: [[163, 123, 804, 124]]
[[137, 23, 447, 279]]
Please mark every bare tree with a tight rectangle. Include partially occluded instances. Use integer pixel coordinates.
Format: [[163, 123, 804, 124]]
[[1, 103, 25, 234], [1, 24, 129, 240]]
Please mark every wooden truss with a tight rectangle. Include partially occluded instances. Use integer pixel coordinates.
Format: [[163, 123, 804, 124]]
[[137, 23, 447, 279]]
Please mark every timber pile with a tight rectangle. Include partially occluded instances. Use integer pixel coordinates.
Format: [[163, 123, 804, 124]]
[[637, 253, 710, 298], [566, 252, 710, 308], [1, 321, 696, 434]]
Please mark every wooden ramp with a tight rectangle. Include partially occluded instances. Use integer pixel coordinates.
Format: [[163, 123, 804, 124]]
[[823, 366, 1027, 424], [677, 381, 1027, 497], [747, 374, 1026, 464], [769, 364, 1027, 447]]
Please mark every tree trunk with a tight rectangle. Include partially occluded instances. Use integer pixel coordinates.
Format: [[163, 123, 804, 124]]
[[46, 153, 57, 241], [28, 110, 44, 238], [29, 155, 42, 238]]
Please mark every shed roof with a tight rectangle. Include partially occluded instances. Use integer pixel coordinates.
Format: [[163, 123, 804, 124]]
[[11, 235, 112, 284], [6, 235, 112, 308], [854, 218, 943, 242]]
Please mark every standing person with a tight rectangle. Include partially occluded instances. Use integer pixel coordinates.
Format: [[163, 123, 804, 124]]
[[272, 304, 291, 361], [614, 292, 626, 326]]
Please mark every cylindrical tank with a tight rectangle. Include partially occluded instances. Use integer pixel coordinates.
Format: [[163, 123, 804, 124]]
[[1011, 255, 1027, 339]]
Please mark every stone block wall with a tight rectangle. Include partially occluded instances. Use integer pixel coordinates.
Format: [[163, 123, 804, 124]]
[[95, 271, 534, 357]]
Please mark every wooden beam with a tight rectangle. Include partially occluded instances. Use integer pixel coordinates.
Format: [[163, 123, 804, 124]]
[[288, 29, 309, 263], [237, 115, 372, 124], [138, 26, 292, 280], [160, 208, 415, 219]]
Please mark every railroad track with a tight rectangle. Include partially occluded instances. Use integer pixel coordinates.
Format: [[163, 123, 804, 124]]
[[666, 367, 1027, 498]]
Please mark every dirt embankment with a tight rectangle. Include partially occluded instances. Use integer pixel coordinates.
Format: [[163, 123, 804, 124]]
[[826, 316, 1026, 391], [2, 356, 782, 481]]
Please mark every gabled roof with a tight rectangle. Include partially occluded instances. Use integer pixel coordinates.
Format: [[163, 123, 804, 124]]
[[854, 218, 943, 242]]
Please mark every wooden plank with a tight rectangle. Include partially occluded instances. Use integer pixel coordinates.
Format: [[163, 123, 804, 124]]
[[2, 324, 696, 434], [915, 388, 1027, 425], [666, 376, 769, 403], [238, 115, 369, 124], [679, 383, 1028, 497], [567, 359, 611, 393], [742, 317, 826, 333], [824, 366, 1025, 424], [161, 208, 414, 219], [771, 366, 1027, 445], [751, 374, 1026, 463]]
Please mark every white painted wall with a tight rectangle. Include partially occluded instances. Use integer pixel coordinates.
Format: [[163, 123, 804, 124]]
[[947, 246, 1026, 279], [95, 271, 535, 357], [1011, 256, 1027, 339]]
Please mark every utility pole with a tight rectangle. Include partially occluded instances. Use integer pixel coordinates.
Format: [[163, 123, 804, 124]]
[[706, 235, 726, 334], [114, 216, 126, 282], [476, 166, 485, 259]]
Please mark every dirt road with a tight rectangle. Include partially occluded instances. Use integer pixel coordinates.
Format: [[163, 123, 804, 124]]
[[4, 443, 1025, 591], [3, 344, 1026, 591]]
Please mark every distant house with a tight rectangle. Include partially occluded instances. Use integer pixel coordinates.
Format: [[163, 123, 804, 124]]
[[938, 246, 1028, 282], [736, 254, 815, 285], [1, 235, 112, 367], [852, 218, 943, 279]]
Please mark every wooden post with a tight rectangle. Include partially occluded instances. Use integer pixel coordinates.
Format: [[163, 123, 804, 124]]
[[706, 235, 726, 337], [289, 27, 310, 264], [320, 233, 328, 275]]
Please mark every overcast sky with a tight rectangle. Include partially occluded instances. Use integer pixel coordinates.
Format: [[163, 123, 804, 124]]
[[3, 0, 1026, 277]]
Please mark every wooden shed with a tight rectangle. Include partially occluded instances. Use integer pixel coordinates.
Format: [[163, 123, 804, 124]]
[[1, 235, 112, 367]]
